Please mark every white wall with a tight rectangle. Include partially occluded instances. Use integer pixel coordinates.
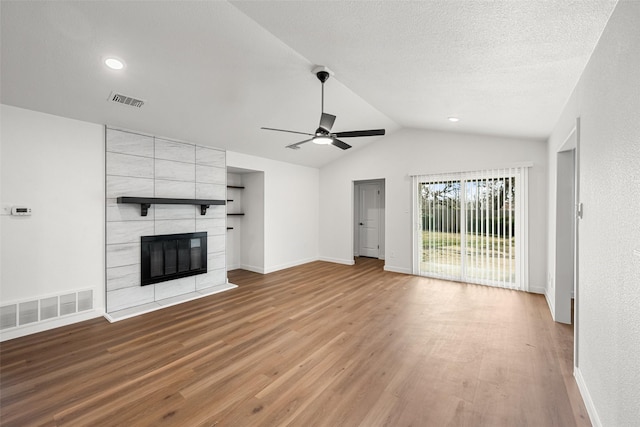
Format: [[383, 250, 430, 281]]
[[0, 105, 105, 337], [319, 128, 548, 290], [241, 171, 265, 272], [547, 1, 640, 425], [226, 151, 319, 273]]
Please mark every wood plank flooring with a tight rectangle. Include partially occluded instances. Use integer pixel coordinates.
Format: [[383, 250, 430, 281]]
[[0, 258, 590, 426]]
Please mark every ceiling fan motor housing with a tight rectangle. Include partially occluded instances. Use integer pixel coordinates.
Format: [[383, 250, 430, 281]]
[[316, 70, 330, 83], [312, 65, 333, 83]]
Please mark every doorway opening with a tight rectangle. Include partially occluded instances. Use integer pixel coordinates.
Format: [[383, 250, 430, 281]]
[[555, 147, 576, 325], [554, 118, 581, 369], [353, 179, 385, 260]]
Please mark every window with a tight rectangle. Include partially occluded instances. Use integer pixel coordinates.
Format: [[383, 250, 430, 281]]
[[412, 167, 529, 291]]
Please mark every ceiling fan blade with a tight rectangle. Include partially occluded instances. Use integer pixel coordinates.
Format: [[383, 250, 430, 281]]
[[331, 139, 352, 150], [261, 127, 314, 137], [319, 113, 336, 132], [333, 129, 386, 138], [285, 138, 313, 150]]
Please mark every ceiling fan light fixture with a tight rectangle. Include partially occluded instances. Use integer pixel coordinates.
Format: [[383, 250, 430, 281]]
[[312, 135, 333, 145]]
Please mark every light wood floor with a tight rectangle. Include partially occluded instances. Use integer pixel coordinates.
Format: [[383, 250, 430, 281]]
[[0, 258, 590, 426]]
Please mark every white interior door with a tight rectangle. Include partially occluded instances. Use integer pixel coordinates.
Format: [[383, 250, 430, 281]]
[[358, 183, 380, 258]]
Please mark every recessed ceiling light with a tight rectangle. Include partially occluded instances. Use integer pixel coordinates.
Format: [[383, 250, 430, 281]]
[[448, 116, 460, 123], [104, 57, 125, 70]]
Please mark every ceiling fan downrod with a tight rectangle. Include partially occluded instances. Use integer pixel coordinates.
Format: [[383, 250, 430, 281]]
[[316, 69, 330, 114]]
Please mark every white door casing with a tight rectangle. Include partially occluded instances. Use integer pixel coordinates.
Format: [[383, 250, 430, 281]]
[[358, 183, 380, 258]]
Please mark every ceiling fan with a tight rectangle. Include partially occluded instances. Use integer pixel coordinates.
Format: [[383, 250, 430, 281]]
[[261, 66, 385, 150]]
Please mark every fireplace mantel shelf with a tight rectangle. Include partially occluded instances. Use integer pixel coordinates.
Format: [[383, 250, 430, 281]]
[[117, 197, 226, 216]]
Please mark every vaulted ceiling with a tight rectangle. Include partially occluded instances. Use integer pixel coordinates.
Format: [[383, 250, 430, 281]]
[[1, 1, 617, 168]]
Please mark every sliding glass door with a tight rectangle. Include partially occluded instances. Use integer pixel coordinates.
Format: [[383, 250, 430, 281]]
[[418, 177, 463, 279], [413, 168, 528, 290]]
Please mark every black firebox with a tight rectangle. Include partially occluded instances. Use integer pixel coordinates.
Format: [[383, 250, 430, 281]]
[[141, 232, 207, 286]]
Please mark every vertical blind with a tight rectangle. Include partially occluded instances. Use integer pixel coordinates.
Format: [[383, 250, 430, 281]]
[[412, 167, 529, 291]]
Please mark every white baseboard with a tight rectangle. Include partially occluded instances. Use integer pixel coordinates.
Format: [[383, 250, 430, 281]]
[[239, 264, 265, 274], [544, 289, 556, 321], [237, 258, 321, 275], [318, 256, 355, 266], [528, 285, 546, 294], [263, 257, 319, 274], [0, 309, 104, 342], [383, 265, 412, 274], [575, 367, 601, 427]]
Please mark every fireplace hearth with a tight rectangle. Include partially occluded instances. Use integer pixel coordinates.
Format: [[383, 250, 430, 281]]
[[141, 232, 207, 286]]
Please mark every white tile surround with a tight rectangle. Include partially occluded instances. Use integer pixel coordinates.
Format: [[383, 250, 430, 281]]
[[105, 128, 233, 317]]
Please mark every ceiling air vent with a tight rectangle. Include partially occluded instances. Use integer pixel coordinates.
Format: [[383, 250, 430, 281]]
[[108, 91, 145, 108]]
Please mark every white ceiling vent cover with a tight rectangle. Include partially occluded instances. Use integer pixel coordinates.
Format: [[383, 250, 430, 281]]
[[108, 91, 145, 108]]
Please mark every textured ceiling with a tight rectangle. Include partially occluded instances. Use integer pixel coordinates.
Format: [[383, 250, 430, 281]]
[[1, 1, 617, 168], [232, 0, 617, 139]]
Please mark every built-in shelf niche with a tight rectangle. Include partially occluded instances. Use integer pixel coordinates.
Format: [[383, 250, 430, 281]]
[[226, 185, 245, 216]]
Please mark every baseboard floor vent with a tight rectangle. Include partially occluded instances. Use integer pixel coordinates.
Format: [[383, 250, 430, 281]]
[[0, 289, 94, 330], [108, 91, 145, 108]]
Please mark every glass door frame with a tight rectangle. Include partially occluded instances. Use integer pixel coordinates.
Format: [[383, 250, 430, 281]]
[[412, 168, 526, 290]]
